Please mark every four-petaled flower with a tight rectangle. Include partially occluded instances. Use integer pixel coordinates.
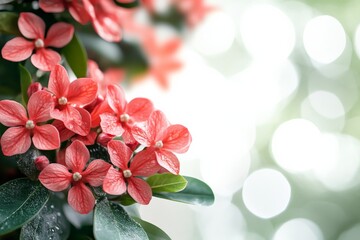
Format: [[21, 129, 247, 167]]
[[103, 140, 160, 204], [0, 91, 60, 156], [1, 12, 74, 71], [132, 110, 192, 174], [39, 140, 111, 214], [100, 84, 154, 144], [48, 64, 98, 136]]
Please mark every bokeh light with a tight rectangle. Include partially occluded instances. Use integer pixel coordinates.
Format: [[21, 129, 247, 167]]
[[273, 218, 323, 240], [303, 15, 346, 64], [242, 169, 291, 219]]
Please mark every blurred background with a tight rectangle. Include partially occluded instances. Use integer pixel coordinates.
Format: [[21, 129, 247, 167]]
[[128, 0, 360, 239]]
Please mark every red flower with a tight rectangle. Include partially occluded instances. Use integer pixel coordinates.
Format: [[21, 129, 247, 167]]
[[48, 64, 97, 136], [0, 91, 60, 156], [100, 84, 154, 143], [39, 140, 111, 214], [1, 12, 74, 71], [103, 140, 159, 204], [132, 110, 191, 174], [39, 0, 91, 24]]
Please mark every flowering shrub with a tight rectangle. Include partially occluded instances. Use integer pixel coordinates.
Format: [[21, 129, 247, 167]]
[[0, 0, 214, 239]]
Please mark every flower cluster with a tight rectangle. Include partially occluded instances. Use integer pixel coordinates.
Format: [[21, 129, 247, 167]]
[[0, 63, 191, 214]]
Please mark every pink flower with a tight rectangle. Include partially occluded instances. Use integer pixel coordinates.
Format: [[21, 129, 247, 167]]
[[1, 12, 74, 71], [172, 0, 215, 27], [87, 60, 124, 99], [100, 84, 154, 143], [39, 140, 111, 214], [103, 140, 160, 204], [132, 110, 191, 174], [39, 0, 91, 24], [48, 64, 97, 136], [0, 90, 60, 156]]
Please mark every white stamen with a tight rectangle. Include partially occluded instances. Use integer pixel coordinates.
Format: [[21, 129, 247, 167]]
[[155, 140, 163, 148], [73, 172, 82, 181], [25, 120, 35, 129], [123, 169, 132, 178], [34, 38, 44, 48], [58, 97, 68, 105], [120, 113, 130, 122]]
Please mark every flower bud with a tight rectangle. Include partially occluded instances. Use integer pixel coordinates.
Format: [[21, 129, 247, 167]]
[[34, 155, 50, 171], [97, 133, 114, 147], [27, 82, 42, 98]]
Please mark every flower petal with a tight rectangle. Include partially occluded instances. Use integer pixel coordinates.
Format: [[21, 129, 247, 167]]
[[68, 1, 91, 24], [18, 12, 45, 39], [1, 37, 34, 62], [45, 22, 74, 48], [67, 78, 98, 106], [68, 182, 95, 214], [65, 140, 90, 172], [31, 48, 61, 71], [48, 64, 70, 98], [52, 120, 75, 142], [102, 166, 126, 195], [32, 124, 60, 150], [38, 163, 72, 191], [107, 84, 126, 114], [155, 150, 180, 175], [107, 140, 132, 169], [130, 148, 160, 177], [162, 124, 192, 153], [90, 100, 112, 128], [51, 106, 91, 136], [39, 0, 65, 13], [82, 159, 111, 187], [71, 130, 97, 146], [27, 90, 54, 122], [0, 100, 27, 126], [100, 113, 124, 136], [126, 98, 153, 122], [127, 177, 152, 205], [1, 127, 31, 156]]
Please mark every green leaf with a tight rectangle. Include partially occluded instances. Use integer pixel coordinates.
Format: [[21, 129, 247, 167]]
[[132, 217, 171, 240], [0, 12, 20, 35], [19, 64, 32, 105], [153, 176, 214, 206], [20, 197, 70, 240], [0, 178, 50, 235], [147, 173, 187, 193], [62, 34, 87, 78], [116, 193, 136, 206], [94, 199, 148, 240], [114, 0, 139, 8]]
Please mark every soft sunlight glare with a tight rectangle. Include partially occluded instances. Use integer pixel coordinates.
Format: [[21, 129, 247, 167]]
[[303, 15, 346, 64], [273, 218, 323, 240], [242, 169, 291, 219], [353, 24, 360, 59], [338, 223, 360, 240], [190, 11, 236, 56], [308, 91, 345, 119], [271, 119, 321, 173], [239, 4, 295, 60], [197, 200, 247, 240], [313, 134, 360, 191]]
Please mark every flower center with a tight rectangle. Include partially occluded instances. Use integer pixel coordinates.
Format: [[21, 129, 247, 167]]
[[34, 38, 44, 48], [58, 97, 68, 105], [120, 113, 130, 122], [72, 172, 82, 181], [25, 120, 35, 129], [123, 169, 132, 178], [155, 140, 163, 148]]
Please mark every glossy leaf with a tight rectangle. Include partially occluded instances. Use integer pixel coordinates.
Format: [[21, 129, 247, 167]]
[[16, 147, 41, 181], [114, 0, 139, 8], [146, 173, 187, 193], [132, 217, 171, 240], [19, 64, 32, 105], [94, 199, 148, 240], [153, 176, 214, 206], [0, 178, 50, 235], [0, 12, 20, 35], [116, 193, 136, 206], [20, 198, 70, 240], [62, 34, 87, 78]]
